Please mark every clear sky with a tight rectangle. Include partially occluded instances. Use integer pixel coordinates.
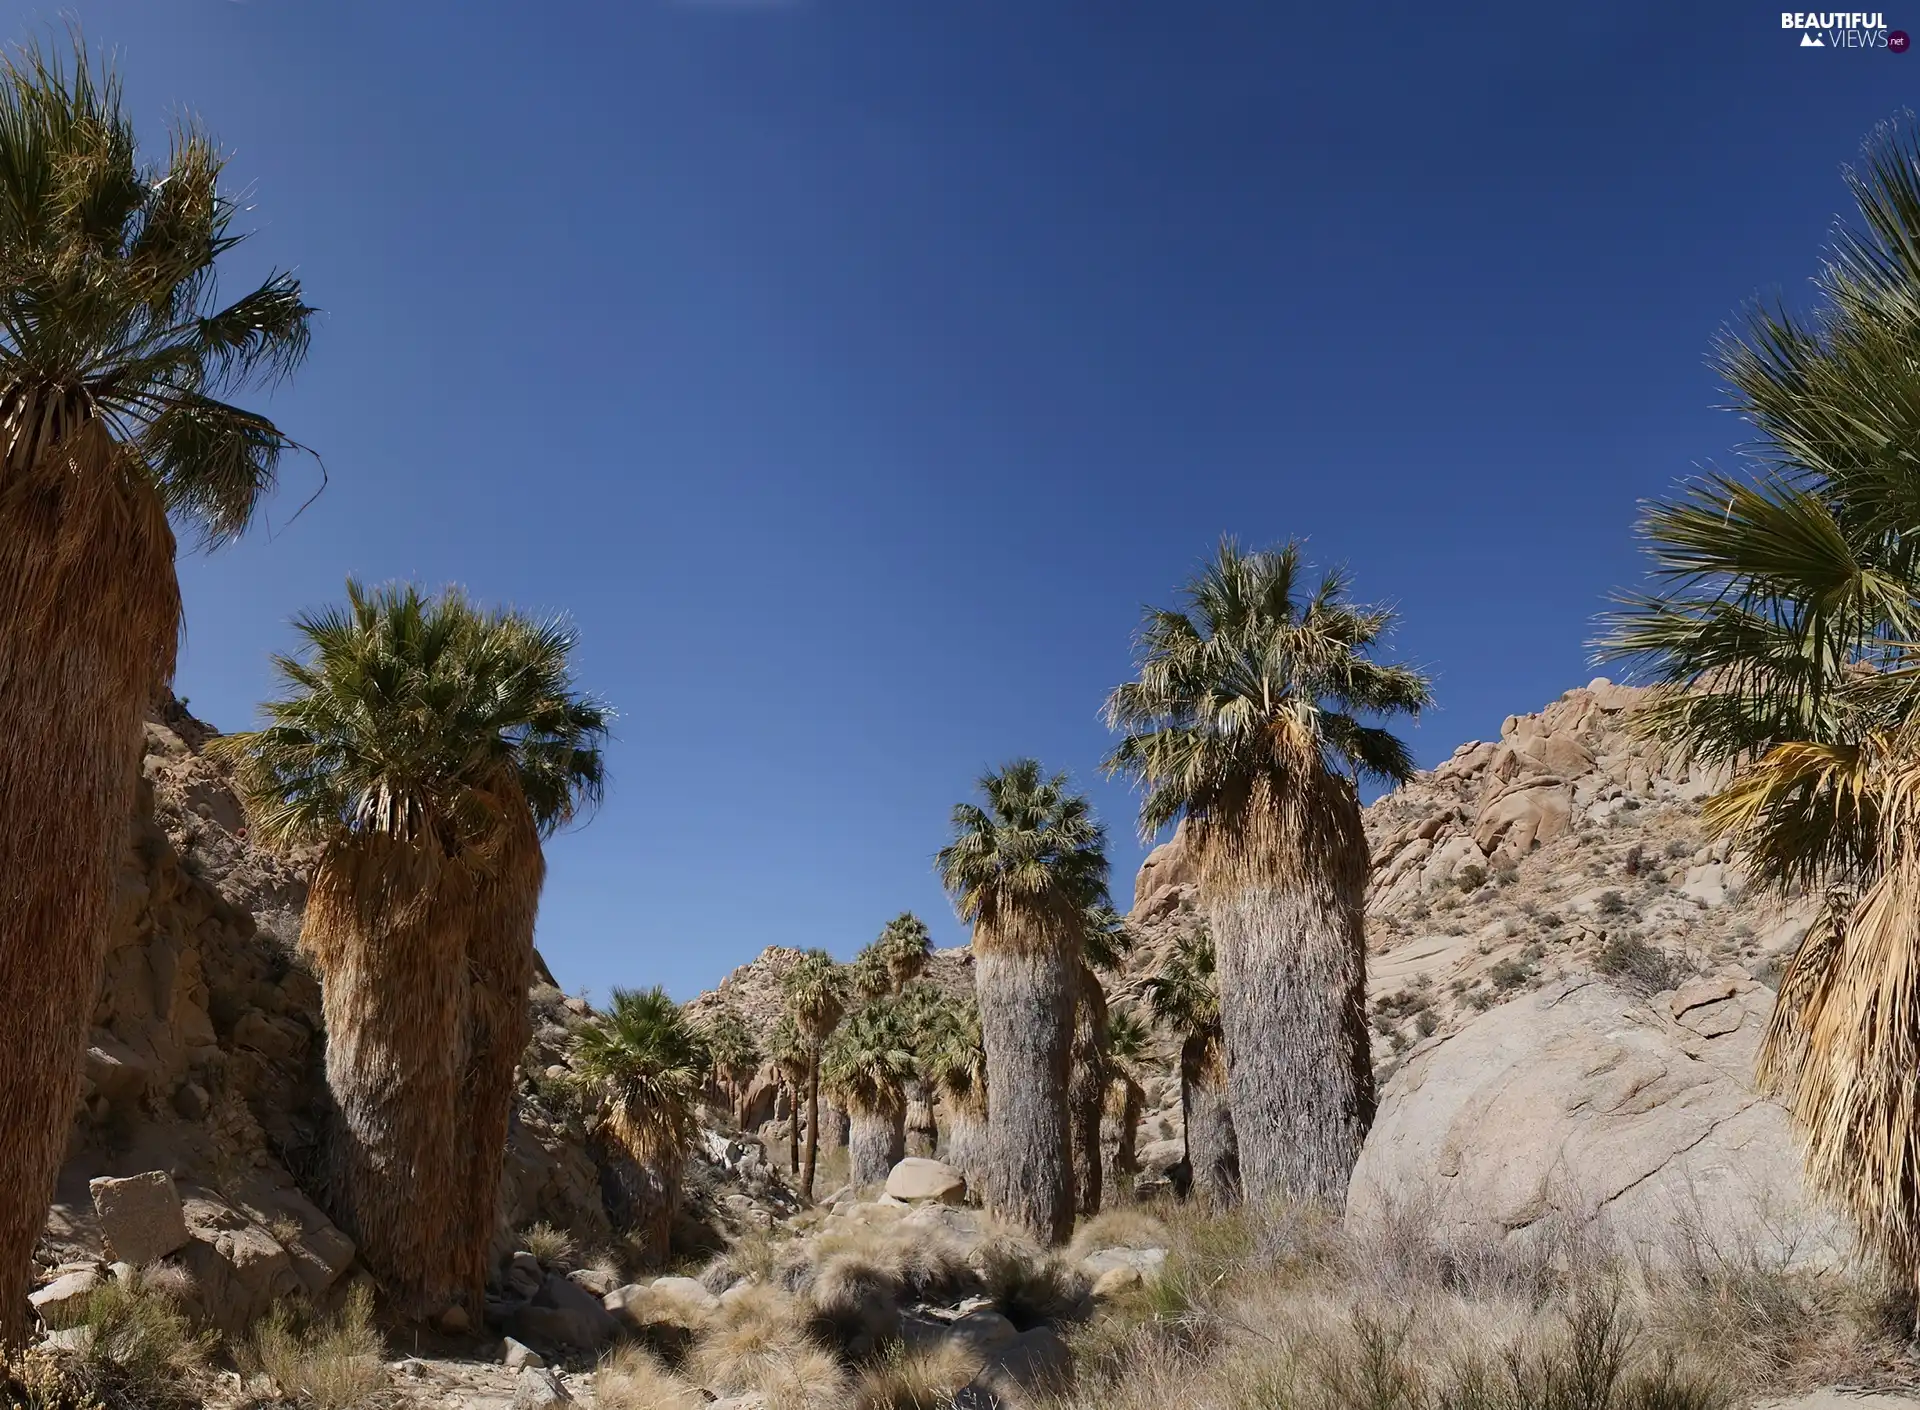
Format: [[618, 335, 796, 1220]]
[[60, 0, 1914, 998]]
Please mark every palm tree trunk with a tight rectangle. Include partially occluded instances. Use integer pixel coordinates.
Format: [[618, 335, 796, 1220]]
[[1183, 1035, 1240, 1207], [904, 1079, 938, 1158], [1203, 774, 1372, 1206], [848, 1098, 905, 1187], [801, 1058, 822, 1199], [1069, 971, 1109, 1218], [0, 431, 178, 1345], [1105, 1077, 1144, 1200], [974, 930, 1076, 1245], [451, 804, 543, 1316], [785, 1083, 800, 1174], [305, 838, 472, 1320], [824, 1102, 849, 1150], [942, 1099, 988, 1196]]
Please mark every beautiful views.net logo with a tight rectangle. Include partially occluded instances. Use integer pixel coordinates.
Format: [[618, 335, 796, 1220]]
[[1782, 11, 1910, 48]]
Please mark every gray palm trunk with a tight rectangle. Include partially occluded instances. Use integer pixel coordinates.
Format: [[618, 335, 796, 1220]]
[[942, 1100, 988, 1193], [904, 1078, 939, 1158], [1182, 1036, 1240, 1206], [1069, 1020, 1108, 1215], [1207, 878, 1371, 1204], [1105, 1076, 1144, 1198], [975, 943, 1076, 1244], [848, 1097, 907, 1186]]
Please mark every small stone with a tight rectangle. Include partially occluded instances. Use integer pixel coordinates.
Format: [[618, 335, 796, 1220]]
[[1092, 1265, 1143, 1297], [30, 1270, 100, 1329], [502, 1337, 544, 1369], [511, 1366, 572, 1408], [436, 1304, 470, 1334], [172, 1082, 211, 1120]]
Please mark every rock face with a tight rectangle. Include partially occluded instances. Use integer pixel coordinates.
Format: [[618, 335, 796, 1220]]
[[1348, 975, 1847, 1268]]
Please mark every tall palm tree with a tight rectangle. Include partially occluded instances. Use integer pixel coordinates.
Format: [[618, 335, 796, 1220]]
[[1144, 927, 1239, 1206], [769, 1014, 809, 1175], [0, 40, 314, 1338], [889, 982, 946, 1158], [1102, 1005, 1152, 1198], [571, 988, 708, 1269], [780, 949, 846, 1201], [938, 760, 1109, 1245], [1600, 120, 1920, 1293], [1070, 905, 1131, 1216], [1105, 540, 1429, 1204], [821, 1004, 917, 1186], [699, 1007, 760, 1129], [223, 582, 606, 1318], [923, 996, 989, 1193]]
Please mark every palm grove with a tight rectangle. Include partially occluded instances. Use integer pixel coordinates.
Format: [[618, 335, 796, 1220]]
[[9, 29, 1920, 1344]]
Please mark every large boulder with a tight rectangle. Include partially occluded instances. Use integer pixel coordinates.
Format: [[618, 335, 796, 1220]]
[[89, 1173, 188, 1266], [1347, 976, 1848, 1269], [886, 1157, 967, 1205]]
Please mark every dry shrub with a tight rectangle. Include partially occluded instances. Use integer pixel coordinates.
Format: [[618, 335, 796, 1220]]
[[519, 1221, 577, 1268], [73, 1265, 213, 1408], [850, 1341, 984, 1409], [973, 1239, 1091, 1329], [686, 1282, 823, 1395], [594, 1345, 705, 1410], [240, 1284, 387, 1410], [1068, 1208, 1168, 1258]]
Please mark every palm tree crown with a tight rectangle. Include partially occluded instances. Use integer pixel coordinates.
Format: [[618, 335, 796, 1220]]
[[699, 1006, 759, 1086], [1143, 927, 1222, 1042], [877, 912, 933, 991], [921, 995, 986, 1107], [1104, 1004, 1152, 1074], [1103, 538, 1430, 839], [781, 949, 847, 1045], [820, 1004, 917, 1112], [223, 581, 609, 852], [937, 759, 1111, 935], [0, 38, 313, 540], [571, 987, 709, 1164]]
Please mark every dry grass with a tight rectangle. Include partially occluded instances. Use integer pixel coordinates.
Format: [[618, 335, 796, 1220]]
[[240, 1284, 388, 1410], [685, 1282, 827, 1396], [594, 1345, 706, 1410], [519, 1221, 577, 1268], [5, 1267, 215, 1410], [849, 1341, 985, 1409], [1069, 1208, 1169, 1257], [1040, 1200, 1919, 1410]]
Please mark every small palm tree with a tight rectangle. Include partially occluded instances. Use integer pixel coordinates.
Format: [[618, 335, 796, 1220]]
[[0, 38, 314, 1337], [821, 1004, 918, 1186], [1600, 119, 1920, 1294], [769, 1014, 809, 1176], [699, 1007, 760, 1130], [878, 913, 934, 992], [923, 997, 989, 1192], [1105, 539, 1430, 1204], [781, 949, 847, 1200], [1103, 1005, 1153, 1196], [1144, 927, 1239, 1206], [938, 759, 1109, 1245], [572, 988, 708, 1268], [224, 581, 606, 1318]]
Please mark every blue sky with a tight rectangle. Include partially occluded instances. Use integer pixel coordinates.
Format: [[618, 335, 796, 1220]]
[[60, 1, 1913, 998]]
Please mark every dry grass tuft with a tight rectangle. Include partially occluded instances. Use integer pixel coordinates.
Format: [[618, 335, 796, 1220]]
[[849, 1341, 985, 1409], [974, 1239, 1092, 1329], [519, 1221, 577, 1268], [594, 1345, 705, 1410], [686, 1282, 824, 1396], [2, 1268, 212, 1410], [240, 1284, 389, 1410], [1069, 1208, 1168, 1258], [758, 1345, 848, 1410]]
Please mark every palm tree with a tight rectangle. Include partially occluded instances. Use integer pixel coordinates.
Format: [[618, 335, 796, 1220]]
[[938, 760, 1109, 1245], [222, 582, 606, 1318], [1070, 905, 1131, 1216], [1600, 120, 1920, 1294], [780, 949, 846, 1201], [769, 1014, 809, 1175], [1103, 1005, 1152, 1198], [923, 996, 989, 1193], [1144, 927, 1239, 1206], [699, 1007, 760, 1129], [821, 1004, 917, 1186], [1105, 539, 1429, 1205], [0, 40, 314, 1338], [571, 988, 708, 1268], [878, 912, 934, 992], [895, 982, 947, 1157]]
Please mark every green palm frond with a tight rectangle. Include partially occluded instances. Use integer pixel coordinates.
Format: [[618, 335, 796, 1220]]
[[936, 758, 1110, 932], [1143, 925, 1221, 1041], [218, 580, 610, 852], [0, 34, 314, 543], [820, 1003, 917, 1111], [1081, 903, 1133, 973], [1104, 1004, 1152, 1078], [877, 912, 933, 990], [768, 1014, 810, 1085], [919, 994, 986, 1105], [697, 1006, 760, 1084], [571, 987, 708, 1163], [780, 948, 847, 1048], [1103, 538, 1430, 839]]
